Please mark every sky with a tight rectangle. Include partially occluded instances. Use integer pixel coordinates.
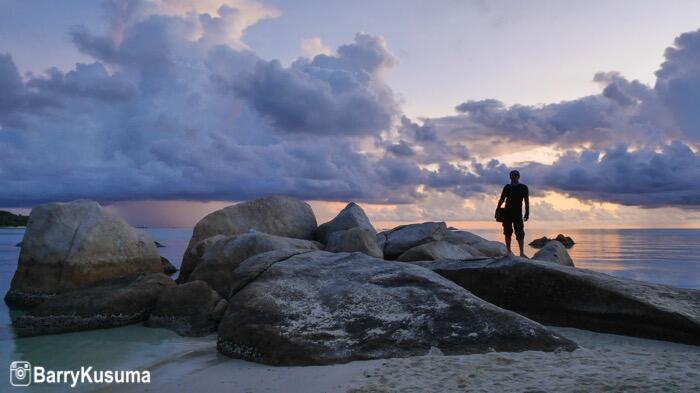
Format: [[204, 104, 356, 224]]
[[2, 0, 700, 228]]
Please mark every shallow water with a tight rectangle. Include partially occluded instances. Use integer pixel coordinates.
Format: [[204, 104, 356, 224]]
[[1, 227, 699, 391], [469, 228, 700, 289]]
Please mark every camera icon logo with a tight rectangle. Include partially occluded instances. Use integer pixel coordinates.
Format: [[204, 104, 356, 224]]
[[10, 361, 32, 386]]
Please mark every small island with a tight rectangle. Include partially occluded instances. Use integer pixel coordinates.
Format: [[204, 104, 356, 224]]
[[0, 210, 28, 227]]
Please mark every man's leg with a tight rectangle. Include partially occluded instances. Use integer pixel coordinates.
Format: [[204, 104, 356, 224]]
[[503, 220, 513, 254], [517, 238, 525, 257], [514, 219, 526, 257]]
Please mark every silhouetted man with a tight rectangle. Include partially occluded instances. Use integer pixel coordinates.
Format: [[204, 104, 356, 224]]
[[495, 170, 529, 257]]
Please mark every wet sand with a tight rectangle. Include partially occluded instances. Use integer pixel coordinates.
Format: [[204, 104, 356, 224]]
[[103, 327, 700, 393]]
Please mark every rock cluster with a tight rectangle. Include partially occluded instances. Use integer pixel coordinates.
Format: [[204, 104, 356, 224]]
[[530, 234, 575, 248], [6, 196, 700, 365]]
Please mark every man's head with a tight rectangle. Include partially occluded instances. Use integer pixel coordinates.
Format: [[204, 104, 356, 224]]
[[509, 170, 520, 182]]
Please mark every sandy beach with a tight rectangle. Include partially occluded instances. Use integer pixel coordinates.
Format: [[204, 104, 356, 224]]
[[103, 326, 700, 393]]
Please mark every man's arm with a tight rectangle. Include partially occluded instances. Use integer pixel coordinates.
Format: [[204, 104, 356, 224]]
[[523, 185, 530, 221]]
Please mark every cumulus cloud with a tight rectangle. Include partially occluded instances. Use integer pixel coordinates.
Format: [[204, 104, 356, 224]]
[[427, 52, 686, 157], [232, 33, 399, 136], [436, 84, 672, 154], [655, 29, 700, 141], [0, 0, 410, 207]]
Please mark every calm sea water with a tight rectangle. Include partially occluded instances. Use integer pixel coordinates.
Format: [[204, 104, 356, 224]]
[[1, 227, 699, 391]]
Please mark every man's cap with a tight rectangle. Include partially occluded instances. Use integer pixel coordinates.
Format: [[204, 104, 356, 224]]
[[510, 170, 520, 177]]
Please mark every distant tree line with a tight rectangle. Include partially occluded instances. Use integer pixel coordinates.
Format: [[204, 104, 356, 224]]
[[0, 211, 28, 227]]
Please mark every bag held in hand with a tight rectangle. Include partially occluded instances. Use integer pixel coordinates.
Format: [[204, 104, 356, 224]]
[[495, 208, 507, 223]]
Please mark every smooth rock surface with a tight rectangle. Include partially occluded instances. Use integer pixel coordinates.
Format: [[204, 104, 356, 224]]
[[444, 230, 507, 257], [314, 202, 376, 244], [532, 241, 574, 267], [5, 200, 162, 308], [12, 273, 174, 336], [325, 227, 383, 258], [218, 251, 576, 365], [413, 256, 700, 345], [146, 280, 227, 336], [177, 235, 228, 284], [188, 231, 321, 297], [178, 196, 317, 283], [396, 240, 477, 262], [380, 222, 448, 259]]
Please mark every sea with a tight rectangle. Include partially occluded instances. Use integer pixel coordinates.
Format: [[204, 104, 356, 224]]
[[1, 227, 699, 391]]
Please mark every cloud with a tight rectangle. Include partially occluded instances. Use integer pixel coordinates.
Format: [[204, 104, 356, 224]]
[[2, 0, 700, 219], [232, 33, 399, 136], [440, 86, 670, 153], [386, 140, 415, 157], [522, 141, 700, 208], [300, 37, 331, 57], [0, 53, 30, 127], [0, 2, 410, 207], [655, 29, 700, 141], [427, 51, 686, 156]]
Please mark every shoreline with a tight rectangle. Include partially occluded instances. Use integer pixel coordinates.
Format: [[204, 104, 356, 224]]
[[102, 326, 700, 393]]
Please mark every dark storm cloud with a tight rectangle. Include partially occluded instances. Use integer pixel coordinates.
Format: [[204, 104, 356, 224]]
[[26, 63, 137, 101], [522, 141, 700, 208], [445, 93, 642, 150], [0, 2, 411, 207], [386, 140, 415, 157]]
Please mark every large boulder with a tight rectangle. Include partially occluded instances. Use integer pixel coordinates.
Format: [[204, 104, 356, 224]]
[[412, 256, 700, 346], [12, 273, 174, 337], [325, 227, 383, 258], [217, 250, 577, 366], [177, 196, 317, 283], [532, 241, 574, 267], [379, 222, 448, 260], [396, 240, 478, 262], [443, 230, 507, 257], [5, 200, 162, 308], [188, 231, 321, 297], [314, 202, 376, 244], [145, 280, 228, 336]]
